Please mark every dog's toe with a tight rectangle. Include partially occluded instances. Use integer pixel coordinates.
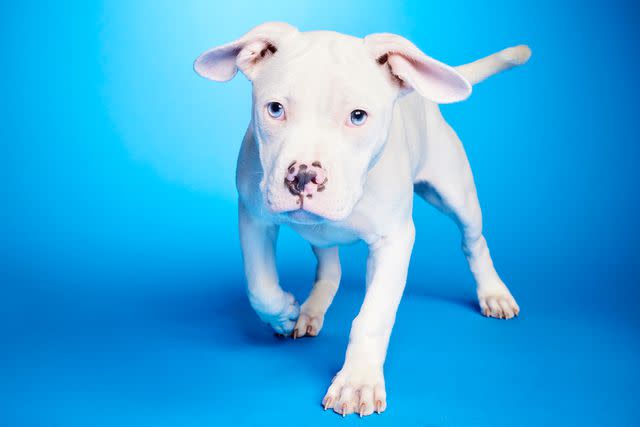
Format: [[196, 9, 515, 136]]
[[255, 292, 300, 335], [478, 279, 519, 319], [292, 312, 323, 339], [271, 318, 297, 335], [322, 368, 386, 417], [479, 293, 519, 319]]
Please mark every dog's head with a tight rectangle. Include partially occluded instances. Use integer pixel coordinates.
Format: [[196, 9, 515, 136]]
[[195, 22, 470, 224]]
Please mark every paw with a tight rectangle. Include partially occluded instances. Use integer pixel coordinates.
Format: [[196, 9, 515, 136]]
[[322, 367, 386, 417], [253, 292, 300, 335], [292, 312, 324, 339], [478, 286, 520, 319]]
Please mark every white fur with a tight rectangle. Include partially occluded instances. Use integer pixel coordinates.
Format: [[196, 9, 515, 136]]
[[195, 22, 530, 417]]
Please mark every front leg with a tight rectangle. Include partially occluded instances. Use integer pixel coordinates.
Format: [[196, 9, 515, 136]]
[[323, 221, 415, 417], [239, 202, 299, 335]]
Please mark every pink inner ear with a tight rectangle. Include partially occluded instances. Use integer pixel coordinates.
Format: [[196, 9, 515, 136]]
[[194, 40, 277, 82], [387, 54, 471, 103], [194, 22, 297, 82], [194, 44, 242, 82]]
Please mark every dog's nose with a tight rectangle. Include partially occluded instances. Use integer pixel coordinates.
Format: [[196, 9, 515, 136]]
[[292, 169, 316, 193], [285, 161, 327, 197]]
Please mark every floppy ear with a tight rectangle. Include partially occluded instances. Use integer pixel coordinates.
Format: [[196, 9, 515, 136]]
[[194, 22, 298, 81], [364, 33, 471, 103]]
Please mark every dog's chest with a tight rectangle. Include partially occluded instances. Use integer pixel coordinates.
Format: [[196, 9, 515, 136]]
[[288, 215, 381, 247], [288, 222, 360, 247]]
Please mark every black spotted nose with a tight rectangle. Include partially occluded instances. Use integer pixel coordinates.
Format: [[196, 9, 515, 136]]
[[285, 161, 328, 197]]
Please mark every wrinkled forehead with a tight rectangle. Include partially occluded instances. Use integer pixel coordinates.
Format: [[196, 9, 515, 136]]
[[253, 31, 394, 106]]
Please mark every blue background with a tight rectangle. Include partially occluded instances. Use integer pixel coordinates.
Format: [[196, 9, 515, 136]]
[[3, 1, 639, 425]]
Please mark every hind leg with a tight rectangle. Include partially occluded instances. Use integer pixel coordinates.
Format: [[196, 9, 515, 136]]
[[293, 246, 341, 338], [415, 123, 519, 319]]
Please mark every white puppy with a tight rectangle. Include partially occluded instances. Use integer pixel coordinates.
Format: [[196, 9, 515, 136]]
[[195, 22, 530, 417]]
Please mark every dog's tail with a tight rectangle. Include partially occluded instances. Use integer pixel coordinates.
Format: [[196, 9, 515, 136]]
[[455, 45, 532, 85]]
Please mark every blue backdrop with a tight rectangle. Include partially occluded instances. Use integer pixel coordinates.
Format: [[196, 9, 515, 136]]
[[3, 1, 639, 425]]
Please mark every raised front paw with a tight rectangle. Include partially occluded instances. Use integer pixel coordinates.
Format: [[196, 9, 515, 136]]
[[253, 292, 300, 335], [322, 366, 386, 417]]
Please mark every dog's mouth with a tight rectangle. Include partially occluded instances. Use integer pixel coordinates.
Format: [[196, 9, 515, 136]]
[[265, 162, 354, 223], [281, 175, 336, 225]]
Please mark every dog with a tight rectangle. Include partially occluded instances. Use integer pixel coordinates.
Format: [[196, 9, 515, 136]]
[[194, 22, 530, 417]]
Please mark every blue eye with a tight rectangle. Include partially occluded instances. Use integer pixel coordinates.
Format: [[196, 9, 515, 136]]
[[350, 109, 367, 126], [267, 102, 284, 119]]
